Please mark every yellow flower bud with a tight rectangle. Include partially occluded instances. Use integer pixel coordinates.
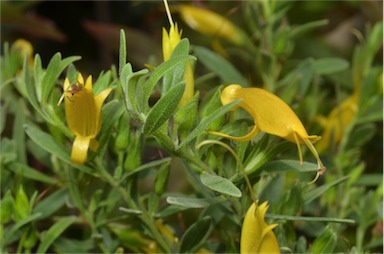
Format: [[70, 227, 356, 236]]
[[241, 201, 280, 254], [11, 39, 34, 67]]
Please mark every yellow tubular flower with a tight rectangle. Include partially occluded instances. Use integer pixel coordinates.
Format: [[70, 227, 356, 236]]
[[178, 5, 245, 46], [11, 39, 34, 67], [209, 85, 326, 183], [315, 95, 358, 154], [163, 1, 194, 107], [241, 201, 280, 254], [64, 73, 111, 164]]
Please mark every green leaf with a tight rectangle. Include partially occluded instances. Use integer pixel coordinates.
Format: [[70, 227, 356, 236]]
[[119, 29, 127, 75], [233, 143, 291, 182], [12, 99, 27, 163], [200, 172, 242, 197], [120, 157, 171, 183], [37, 216, 77, 254], [166, 196, 223, 208], [33, 189, 68, 220], [177, 99, 242, 149], [119, 63, 148, 115], [24, 54, 40, 112], [290, 19, 329, 38], [143, 55, 196, 106], [155, 163, 171, 196], [194, 46, 248, 86], [40, 53, 81, 105], [2, 212, 42, 245], [6, 162, 57, 184], [162, 38, 190, 94], [143, 82, 185, 135], [304, 175, 350, 204], [98, 100, 125, 158], [24, 124, 96, 176], [15, 185, 30, 221], [0, 138, 17, 165], [310, 226, 337, 254], [179, 216, 213, 253], [313, 57, 349, 75], [1, 190, 14, 224], [173, 91, 199, 138]]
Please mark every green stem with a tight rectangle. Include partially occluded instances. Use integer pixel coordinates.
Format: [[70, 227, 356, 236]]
[[96, 160, 171, 253]]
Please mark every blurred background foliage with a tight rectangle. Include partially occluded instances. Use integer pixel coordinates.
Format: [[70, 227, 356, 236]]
[[1, 0, 383, 253]]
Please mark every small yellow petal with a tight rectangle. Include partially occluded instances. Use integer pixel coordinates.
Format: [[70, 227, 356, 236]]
[[71, 135, 91, 164], [77, 73, 85, 85]]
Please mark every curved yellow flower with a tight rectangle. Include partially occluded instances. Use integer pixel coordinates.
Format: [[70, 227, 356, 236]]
[[178, 5, 245, 46], [209, 84, 326, 183], [11, 39, 34, 67], [64, 73, 111, 164], [315, 95, 358, 154], [163, 1, 194, 107], [241, 201, 280, 254]]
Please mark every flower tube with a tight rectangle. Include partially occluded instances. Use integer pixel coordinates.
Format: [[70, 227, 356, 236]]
[[64, 73, 111, 164]]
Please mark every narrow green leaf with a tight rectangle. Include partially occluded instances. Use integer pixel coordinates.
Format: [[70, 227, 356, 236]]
[[310, 226, 337, 254], [38, 53, 61, 102], [37, 216, 77, 254], [119, 63, 148, 115], [179, 216, 213, 253], [24, 54, 40, 112], [98, 100, 126, 158], [290, 19, 329, 38], [6, 162, 57, 184], [15, 185, 30, 220], [33, 189, 68, 220], [313, 57, 349, 75], [166, 196, 223, 208], [232, 143, 292, 183], [120, 157, 171, 183], [0, 138, 17, 165], [304, 175, 350, 204], [162, 38, 190, 94], [3, 212, 42, 245], [119, 29, 127, 75], [143, 82, 185, 135], [40, 53, 81, 104], [143, 55, 196, 106], [25, 124, 96, 176], [200, 172, 242, 197], [12, 99, 27, 163], [194, 46, 248, 86], [177, 99, 242, 149]]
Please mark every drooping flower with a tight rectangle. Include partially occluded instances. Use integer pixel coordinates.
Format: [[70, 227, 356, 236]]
[[163, 1, 194, 107], [241, 201, 280, 254], [64, 73, 111, 164], [177, 5, 245, 46], [209, 84, 326, 183], [11, 39, 34, 67]]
